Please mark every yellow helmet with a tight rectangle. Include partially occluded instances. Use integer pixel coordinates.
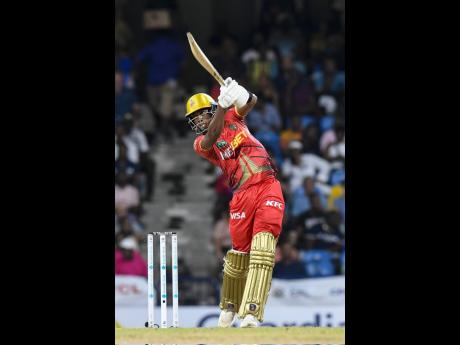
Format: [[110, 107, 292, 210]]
[[185, 93, 217, 117]]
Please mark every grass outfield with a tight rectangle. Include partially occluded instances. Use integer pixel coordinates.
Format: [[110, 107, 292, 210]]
[[115, 326, 345, 344]]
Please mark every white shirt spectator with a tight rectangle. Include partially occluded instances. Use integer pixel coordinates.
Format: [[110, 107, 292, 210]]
[[301, 154, 331, 184], [328, 141, 345, 159], [318, 94, 338, 114], [327, 138, 345, 169], [127, 128, 149, 153], [282, 160, 310, 192], [282, 155, 331, 192], [115, 136, 139, 163], [241, 48, 277, 64]]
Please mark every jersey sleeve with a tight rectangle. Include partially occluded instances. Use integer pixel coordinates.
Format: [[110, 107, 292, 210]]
[[226, 107, 246, 125], [193, 135, 219, 165]]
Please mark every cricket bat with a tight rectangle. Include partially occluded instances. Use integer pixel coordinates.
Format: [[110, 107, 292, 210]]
[[186, 32, 225, 86]]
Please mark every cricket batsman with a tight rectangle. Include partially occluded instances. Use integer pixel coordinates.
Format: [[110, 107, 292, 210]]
[[184, 78, 284, 327]]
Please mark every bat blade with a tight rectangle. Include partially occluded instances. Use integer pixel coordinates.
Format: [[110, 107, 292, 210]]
[[187, 32, 225, 86]]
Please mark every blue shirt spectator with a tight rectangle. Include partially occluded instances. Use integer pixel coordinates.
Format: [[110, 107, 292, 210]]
[[312, 58, 345, 94], [115, 71, 137, 121], [137, 33, 185, 86], [273, 243, 308, 279], [247, 99, 282, 133], [291, 177, 328, 217]]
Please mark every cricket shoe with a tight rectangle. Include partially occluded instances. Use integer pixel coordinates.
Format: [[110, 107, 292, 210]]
[[240, 314, 259, 328], [217, 309, 236, 327]]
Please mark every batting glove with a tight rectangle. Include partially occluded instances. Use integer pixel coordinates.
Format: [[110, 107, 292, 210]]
[[233, 84, 250, 108], [218, 78, 239, 108]]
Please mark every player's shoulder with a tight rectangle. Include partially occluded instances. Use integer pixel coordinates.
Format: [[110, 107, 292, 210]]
[[193, 135, 204, 147], [193, 134, 209, 152]]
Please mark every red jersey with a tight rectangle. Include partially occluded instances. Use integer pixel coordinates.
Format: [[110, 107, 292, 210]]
[[193, 107, 276, 192]]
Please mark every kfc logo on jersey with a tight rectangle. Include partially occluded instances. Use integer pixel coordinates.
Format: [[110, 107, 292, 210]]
[[265, 200, 283, 209], [230, 212, 246, 219]]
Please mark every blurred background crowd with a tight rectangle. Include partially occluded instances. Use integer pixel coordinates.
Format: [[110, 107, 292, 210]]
[[115, 0, 345, 305]]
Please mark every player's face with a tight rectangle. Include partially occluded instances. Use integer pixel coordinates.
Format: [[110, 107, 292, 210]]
[[188, 108, 213, 134]]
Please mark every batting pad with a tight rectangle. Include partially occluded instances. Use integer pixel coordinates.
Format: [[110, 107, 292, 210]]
[[219, 249, 250, 313], [238, 232, 276, 322]]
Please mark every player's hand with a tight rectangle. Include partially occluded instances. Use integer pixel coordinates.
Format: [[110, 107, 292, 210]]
[[218, 78, 239, 108], [233, 83, 250, 108]]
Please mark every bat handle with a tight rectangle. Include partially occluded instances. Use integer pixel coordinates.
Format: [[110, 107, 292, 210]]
[[215, 73, 225, 86]]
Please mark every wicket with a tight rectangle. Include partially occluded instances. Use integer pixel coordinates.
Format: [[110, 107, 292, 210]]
[[145, 232, 179, 328]]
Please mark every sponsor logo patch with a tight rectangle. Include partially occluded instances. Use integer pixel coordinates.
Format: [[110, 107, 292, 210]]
[[216, 140, 228, 149], [230, 212, 246, 219], [265, 200, 283, 209]]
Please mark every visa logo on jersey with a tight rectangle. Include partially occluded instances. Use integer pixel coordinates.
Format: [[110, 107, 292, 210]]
[[230, 212, 246, 219]]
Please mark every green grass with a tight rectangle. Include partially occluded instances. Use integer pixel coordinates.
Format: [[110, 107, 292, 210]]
[[115, 326, 345, 344]]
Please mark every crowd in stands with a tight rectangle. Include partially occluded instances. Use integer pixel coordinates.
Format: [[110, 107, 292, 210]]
[[115, 0, 345, 288]]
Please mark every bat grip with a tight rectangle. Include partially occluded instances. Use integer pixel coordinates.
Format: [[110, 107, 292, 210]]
[[216, 74, 225, 86]]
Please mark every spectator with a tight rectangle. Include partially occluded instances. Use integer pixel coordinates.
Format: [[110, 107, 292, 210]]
[[115, 121, 139, 164], [115, 172, 140, 218], [282, 140, 331, 190], [131, 102, 156, 145], [242, 33, 279, 87], [115, 216, 144, 245], [318, 93, 338, 115], [314, 105, 335, 134], [115, 143, 138, 178], [256, 74, 280, 110], [325, 123, 345, 168], [328, 184, 345, 221], [247, 100, 283, 164], [218, 34, 245, 80], [302, 209, 344, 253], [137, 30, 185, 141], [269, 18, 300, 58], [280, 116, 303, 152], [115, 237, 147, 278], [122, 113, 156, 201], [247, 96, 282, 134], [275, 55, 301, 118], [273, 242, 308, 279], [295, 194, 328, 243], [115, 71, 137, 122], [116, 50, 135, 89], [282, 140, 308, 192], [115, 216, 133, 243], [312, 57, 345, 94], [301, 122, 321, 155], [320, 126, 338, 156], [291, 75, 315, 116], [291, 176, 328, 217]]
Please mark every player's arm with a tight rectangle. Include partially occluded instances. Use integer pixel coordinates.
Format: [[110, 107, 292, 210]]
[[235, 92, 258, 117], [200, 78, 240, 151], [200, 105, 227, 150], [232, 81, 257, 117]]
